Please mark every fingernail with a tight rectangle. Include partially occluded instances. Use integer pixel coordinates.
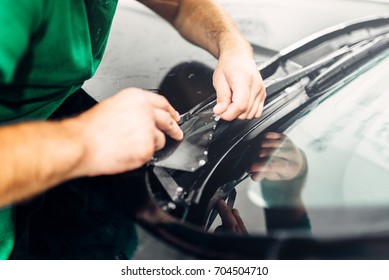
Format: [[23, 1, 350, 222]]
[[213, 104, 222, 114], [214, 103, 227, 114]]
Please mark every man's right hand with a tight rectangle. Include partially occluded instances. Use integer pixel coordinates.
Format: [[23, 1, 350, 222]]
[[0, 88, 183, 207], [73, 88, 183, 176]]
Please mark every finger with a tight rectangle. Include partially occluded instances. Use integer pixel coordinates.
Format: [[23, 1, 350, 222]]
[[256, 148, 278, 159], [254, 86, 266, 118], [214, 226, 225, 234], [154, 129, 166, 151], [142, 90, 181, 122], [223, 78, 251, 120], [261, 138, 284, 149], [262, 138, 296, 154], [262, 134, 289, 150], [250, 171, 267, 182], [250, 156, 293, 175], [213, 73, 232, 116], [245, 90, 262, 119], [240, 75, 264, 119], [264, 132, 285, 140], [254, 99, 265, 118], [237, 77, 256, 120], [231, 209, 248, 234], [248, 158, 269, 173], [217, 200, 238, 228], [220, 103, 244, 121], [258, 150, 273, 158], [154, 109, 183, 140]]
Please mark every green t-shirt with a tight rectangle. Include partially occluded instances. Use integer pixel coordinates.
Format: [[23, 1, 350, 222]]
[[0, 0, 118, 122], [0, 0, 118, 259], [0, 207, 14, 260]]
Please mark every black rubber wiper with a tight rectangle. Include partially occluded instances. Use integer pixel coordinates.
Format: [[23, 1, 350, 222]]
[[306, 34, 389, 95], [260, 16, 389, 79], [265, 45, 352, 103]]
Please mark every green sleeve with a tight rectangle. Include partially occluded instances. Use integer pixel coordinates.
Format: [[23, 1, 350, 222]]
[[0, 0, 44, 84], [0, 0, 44, 260], [0, 207, 14, 260]]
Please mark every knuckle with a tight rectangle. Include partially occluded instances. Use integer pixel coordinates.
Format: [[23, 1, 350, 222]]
[[232, 225, 240, 233], [166, 119, 175, 130], [160, 111, 172, 129], [139, 145, 154, 163], [155, 94, 169, 107], [157, 135, 166, 150], [236, 103, 247, 113], [125, 89, 148, 103], [237, 114, 247, 120]]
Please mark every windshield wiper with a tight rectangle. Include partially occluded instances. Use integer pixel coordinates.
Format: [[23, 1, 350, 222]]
[[265, 45, 353, 103], [260, 16, 389, 79], [305, 34, 389, 95]]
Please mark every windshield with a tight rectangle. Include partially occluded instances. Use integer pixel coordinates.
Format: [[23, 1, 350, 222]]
[[211, 51, 389, 238], [145, 28, 389, 243]]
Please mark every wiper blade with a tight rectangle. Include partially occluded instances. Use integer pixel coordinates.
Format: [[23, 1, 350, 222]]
[[265, 45, 353, 102], [306, 34, 389, 95], [260, 16, 389, 79]]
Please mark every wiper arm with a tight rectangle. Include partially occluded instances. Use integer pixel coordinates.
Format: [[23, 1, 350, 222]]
[[265, 45, 353, 103], [260, 16, 389, 79], [306, 34, 389, 95]]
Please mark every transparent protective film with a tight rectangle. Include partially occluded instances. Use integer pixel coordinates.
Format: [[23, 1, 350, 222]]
[[150, 98, 219, 172]]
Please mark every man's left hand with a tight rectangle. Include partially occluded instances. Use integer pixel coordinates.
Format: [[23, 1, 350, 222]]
[[212, 49, 266, 121]]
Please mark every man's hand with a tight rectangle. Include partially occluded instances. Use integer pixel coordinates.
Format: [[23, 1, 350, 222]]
[[213, 48, 266, 121], [75, 88, 183, 176], [0, 88, 183, 206], [214, 200, 248, 235], [137, 0, 266, 121], [248, 132, 306, 181]]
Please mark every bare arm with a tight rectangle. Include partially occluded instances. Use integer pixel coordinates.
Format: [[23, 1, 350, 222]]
[[0, 89, 182, 207], [0, 119, 86, 206], [137, 0, 266, 120], [137, 0, 248, 57]]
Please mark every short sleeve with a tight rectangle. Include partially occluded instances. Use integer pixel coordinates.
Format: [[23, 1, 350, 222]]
[[0, 0, 43, 84]]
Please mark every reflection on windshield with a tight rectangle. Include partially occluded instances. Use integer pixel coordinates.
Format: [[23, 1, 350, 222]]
[[208, 54, 389, 239], [145, 50, 389, 248], [208, 132, 310, 236], [248, 132, 306, 182]]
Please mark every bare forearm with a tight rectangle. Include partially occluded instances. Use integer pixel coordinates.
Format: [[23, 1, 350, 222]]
[[0, 119, 85, 207], [0, 89, 184, 207], [174, 0, 252, 58], [138, 0, 253, 58], [136, 0, 266, 121]]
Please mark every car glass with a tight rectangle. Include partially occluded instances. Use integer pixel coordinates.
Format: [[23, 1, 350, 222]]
[[145, 18, 389, 243], [306, 34, 389, 94], [204, 53, 389, 238]]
